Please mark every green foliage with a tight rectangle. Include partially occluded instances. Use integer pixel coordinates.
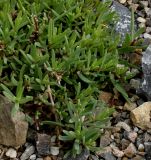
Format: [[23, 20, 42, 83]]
[[0, 0, 142, 157]]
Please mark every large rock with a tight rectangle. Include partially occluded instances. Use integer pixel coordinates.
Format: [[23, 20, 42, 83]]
[[0, 95, 28, 147], [130, 102, 151, 131], [139, 45, 151, 100], [111, 1, 132, 41], [102, 0, 136, 42]]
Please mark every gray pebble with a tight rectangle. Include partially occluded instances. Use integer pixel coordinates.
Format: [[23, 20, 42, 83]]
[[20, 145, 35, 160], [50, 146, 59, 156], [139, 1, 148, 7], [144, 142, 151, 159], [116, 122, 131, 132], [137, 17, 146, 23]]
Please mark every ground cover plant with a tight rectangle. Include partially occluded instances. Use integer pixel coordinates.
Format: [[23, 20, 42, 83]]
[[0, 0, 144, 158]]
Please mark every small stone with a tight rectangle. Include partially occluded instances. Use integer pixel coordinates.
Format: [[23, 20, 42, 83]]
[[146, 9, 151, 17], [139, 23, 146, 28], [25, 142, 31, 148], [138, 129, 144, 134], [124, 143, 137, 158], [97, 146, 112, 155], [130, 96, 139, 103], [130, 52, 142, 65], [50, 146, 59, 156], [99, 91, 112, 104], [111, 135, 114, 140], [110, 145, 124, 158], [97, 147, 116, 160], [137, 17, 146, 23], [44, 156, 52, 160], [123, 102, 137, 111], [101, 152, 116, 160], [36, 133, 51, 156], [136, 136, 143, 148], [131, 3, 139, 11], [138, 144, 145, 152], [146, 18, 151, 27], [6, 148, 17, 158], [115, 106, 123, 110], [100, 131, 112, 147], [130, 102, 151, 131], [111, 127, 121, 133], [127, 0, 132, 5], [36, 158, 43, 160], [116, 122, 131, 132], [20, 145, 35, 160], [114, 138, 121, 144], [146, 27, 151, 33], [133, 155, 144, 160], [137, 11, 145, 17], [121, 139, 130, 150], [144, 142, 151, 159], [144, 33, 151, 39], [122, 157, 128, 160], [139, 1, 148, 7], [138, 151, 145, 156], [50, 136, 56, 143], [134, 127, 139, 132], [144, 132, 151, 142], [113, 133, 120, 139], [30, 154, 36, 160], [145, 7, 150, 13], [118, 0, 126, 4], [127, 131, 138, 142]]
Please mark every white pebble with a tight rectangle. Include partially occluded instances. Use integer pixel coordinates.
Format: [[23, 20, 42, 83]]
[[6, 148, 17, 158], [138, 144, 145, 152], [145, 7, 150, 13], [119, 0, 126, 4], [134, 127, 139, 132], [139, 23, 146, 28], [137, 17, 146, 23], [116, 122, 131, 132], [30, 154, 36, 160], [50, 146, 59, 156], [111, 135, 114, 140], [127, 0, 132, 5], [147, 9, 151, 16], [140, 1, 148, 7], [144, 33, 151, 39], [51, 135, 56, 143], [146, 27, 151, 33]]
